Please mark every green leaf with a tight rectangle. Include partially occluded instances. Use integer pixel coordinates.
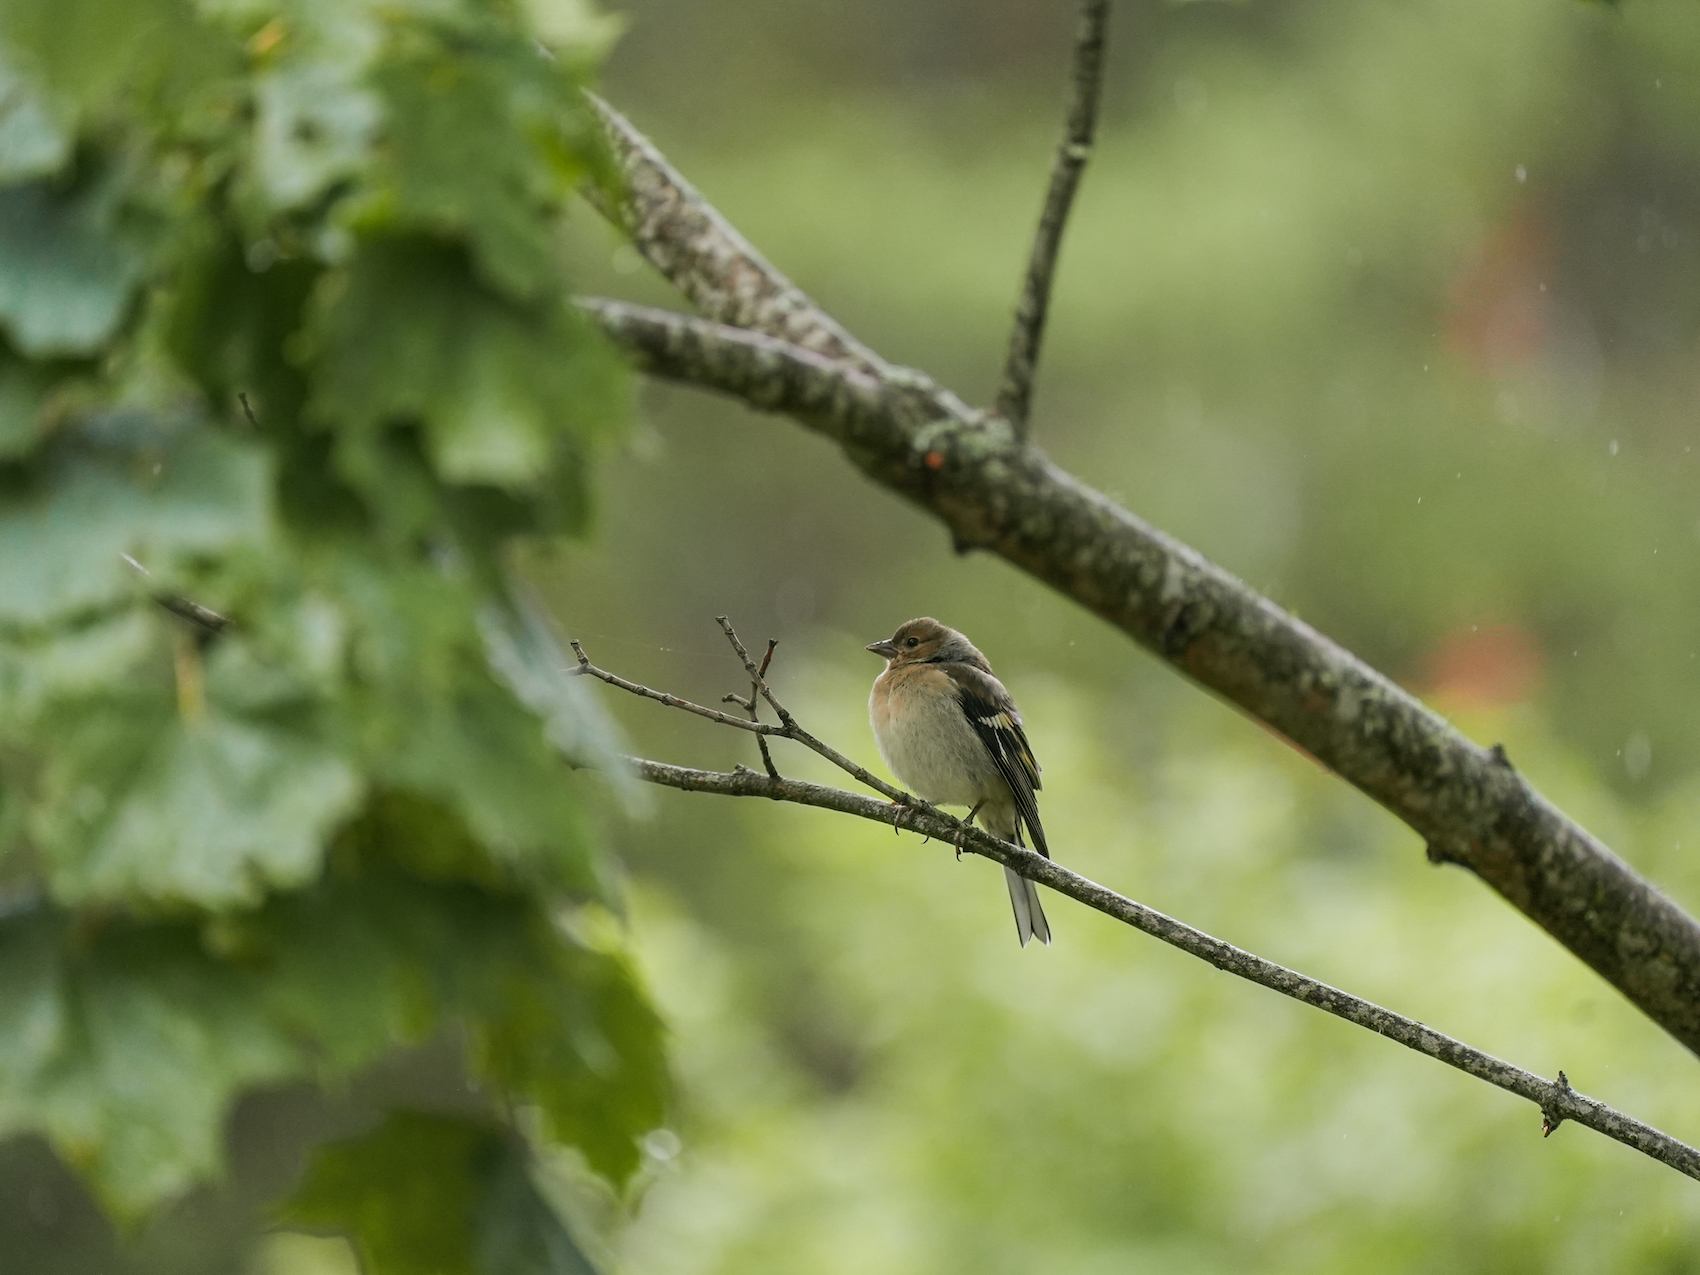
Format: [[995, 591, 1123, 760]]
[[0, 819, 665, 1217], [474, 1147, 598, 1275], [259, 801, 667, 1181], [35, 701, 362, 907], [0, 172, 151, 357], [0, 0, 650, 1240], [474, 933, 667, 1186], [249, 52, 381, 215], [0, 607, 153, 726], [479, 600, 646, 815], [363, 22, 581, 300], [323, 558, 598, 889], [0, 340, 75, 460], [0, 909, 299, 1219], [0, 57, 70, 183], [519, 0, 627, 64], [0, 0, 207, 122], [0, 421, 271, 627], [281, 1111, 597, 1275], [308, 235, 627, 498]]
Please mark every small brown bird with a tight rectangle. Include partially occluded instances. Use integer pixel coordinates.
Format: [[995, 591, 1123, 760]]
[[866, 617, 1052, 946]]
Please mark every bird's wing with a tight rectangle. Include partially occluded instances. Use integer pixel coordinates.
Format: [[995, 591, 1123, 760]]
[[940, 662, 1049, 859]]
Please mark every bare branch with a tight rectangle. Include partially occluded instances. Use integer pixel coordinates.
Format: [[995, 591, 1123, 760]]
[[567, 639, 784, 736], [715, 615, 793, 726], [626, 753, 1700, 1183], [743, 638, 782, 779], [995, 0, 1110, 437], [713, 615, 911, 803], [570, 625, 913, 806]]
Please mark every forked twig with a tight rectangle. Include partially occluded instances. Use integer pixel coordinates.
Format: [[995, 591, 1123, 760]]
[[994, 0, 1111, 437], [568, 619, 913, 807], [568, 640, 785, 737], [712, 615, 910, 803], [722, 638, 781, 778]]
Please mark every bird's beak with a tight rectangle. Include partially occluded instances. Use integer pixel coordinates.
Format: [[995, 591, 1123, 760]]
[[865, 639, 900, 659]]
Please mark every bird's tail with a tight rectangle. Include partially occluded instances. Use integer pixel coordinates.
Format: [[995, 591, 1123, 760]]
[[1003, 864, 1051, 947], [984, 806, 1051, 947]]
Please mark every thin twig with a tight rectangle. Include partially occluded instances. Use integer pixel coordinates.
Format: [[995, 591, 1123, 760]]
[[718, 638, 781, 776], [994, 0, 1110, 437], [743, 639, 782, 778], [570, 622, 915, 806], [237, 392, 260, 430], [566, 640, 784, 736], [625, 754, 1700, 1183], [120, 553, 231, 635], [713, 616, 911, 803]]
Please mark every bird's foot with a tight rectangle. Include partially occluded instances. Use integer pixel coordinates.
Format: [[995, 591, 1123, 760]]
[[956, 801, 984, 860]]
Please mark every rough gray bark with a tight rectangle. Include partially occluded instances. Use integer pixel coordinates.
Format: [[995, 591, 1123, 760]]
[[584, 94, 885, 374]]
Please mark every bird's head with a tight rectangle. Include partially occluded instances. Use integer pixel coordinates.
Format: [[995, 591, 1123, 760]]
[[866, 617, 982, 667]]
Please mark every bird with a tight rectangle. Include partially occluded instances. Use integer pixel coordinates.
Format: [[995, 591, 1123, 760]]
[[866, 617, 1052, 946]]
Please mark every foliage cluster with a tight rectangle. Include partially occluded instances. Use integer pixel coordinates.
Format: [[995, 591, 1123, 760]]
[[0, 0, 661, 1268]]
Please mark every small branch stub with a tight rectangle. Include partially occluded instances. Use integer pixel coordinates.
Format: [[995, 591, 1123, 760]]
[[1542, 1070, 1573, 1137]]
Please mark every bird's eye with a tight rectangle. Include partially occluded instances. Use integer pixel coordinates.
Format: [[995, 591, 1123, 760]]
[[904, 637, 919, 648]]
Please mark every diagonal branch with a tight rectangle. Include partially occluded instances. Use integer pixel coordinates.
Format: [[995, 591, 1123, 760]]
[[584, 93, 885, 372], [577, 276, 1700, 1058], [995, 0, 1111, 437], [625, 753, 1700, 1183]]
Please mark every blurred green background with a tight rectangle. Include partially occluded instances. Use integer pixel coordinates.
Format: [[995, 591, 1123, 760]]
[[10, 0, 1700, 1270], [544, 0, 1700, 1270]]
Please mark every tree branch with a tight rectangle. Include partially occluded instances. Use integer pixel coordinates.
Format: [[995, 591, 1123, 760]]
[[623, 752, 1700, 1183], [584, 93, 885, 373], [995, 0, 1110, 437], [568, 631, 1700, 1178], [577, 132, 1700, 1060]]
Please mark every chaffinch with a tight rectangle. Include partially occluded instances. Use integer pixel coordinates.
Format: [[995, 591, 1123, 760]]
[[866, 617, 1052, 946]]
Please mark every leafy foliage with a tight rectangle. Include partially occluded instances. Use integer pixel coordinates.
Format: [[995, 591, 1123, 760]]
[[0, 0, 659, 1261], [283, 1111, 598, 1275]]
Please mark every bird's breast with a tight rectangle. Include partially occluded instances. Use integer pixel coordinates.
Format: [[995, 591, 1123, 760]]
[[869, 675, 1001, 807]]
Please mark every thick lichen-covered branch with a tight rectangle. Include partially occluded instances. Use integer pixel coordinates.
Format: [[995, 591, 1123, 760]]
[[584, 94, 884, 372]]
